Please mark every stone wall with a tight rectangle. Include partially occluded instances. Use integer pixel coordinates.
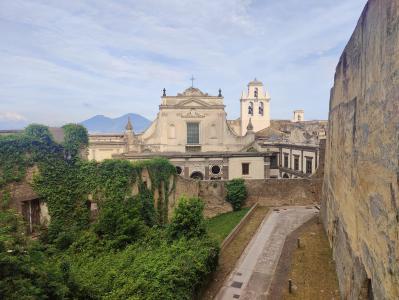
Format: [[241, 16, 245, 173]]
[[172, 177, 322, 218], [2, 167, 39, 213], [321, 1, 399, 299], [245, 179, 322, 207]]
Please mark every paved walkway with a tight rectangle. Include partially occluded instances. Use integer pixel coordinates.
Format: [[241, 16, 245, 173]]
[[215, 206, 318, 300]]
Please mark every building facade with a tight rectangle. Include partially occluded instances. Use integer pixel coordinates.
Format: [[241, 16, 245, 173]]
[[88, 79, 326, 180]]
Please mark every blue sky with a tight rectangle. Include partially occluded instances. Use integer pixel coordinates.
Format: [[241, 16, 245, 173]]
[[0, 0, 368, 128]]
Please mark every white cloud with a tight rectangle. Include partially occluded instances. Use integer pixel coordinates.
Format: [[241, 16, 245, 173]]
[[0, 0, 368, 125], [0, 112, 27, 121]]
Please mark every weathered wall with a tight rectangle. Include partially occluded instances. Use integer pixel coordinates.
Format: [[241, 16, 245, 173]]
[[245, 179, 322, 207], [2, 167, 39, 213], [321, 1, 399, 299], [172, 177, 322, 218]]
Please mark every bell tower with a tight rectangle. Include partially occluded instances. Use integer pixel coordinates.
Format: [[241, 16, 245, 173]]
[[240, 79, 271, 135]]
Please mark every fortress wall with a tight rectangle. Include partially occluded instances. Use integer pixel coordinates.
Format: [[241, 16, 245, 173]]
[[321, 0, 399, 299]]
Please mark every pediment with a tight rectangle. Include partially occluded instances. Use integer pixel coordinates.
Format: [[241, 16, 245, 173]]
[[176, 98, 211, 108]]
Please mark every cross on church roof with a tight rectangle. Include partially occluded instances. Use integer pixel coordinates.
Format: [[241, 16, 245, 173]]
[[190, 75, 195, 87]]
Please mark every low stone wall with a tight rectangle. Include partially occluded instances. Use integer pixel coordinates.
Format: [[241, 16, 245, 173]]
[[245, 179, 322, 207], [172, 176, 322, 218]]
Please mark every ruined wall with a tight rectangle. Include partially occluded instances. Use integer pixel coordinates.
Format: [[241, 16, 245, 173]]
[[245, 179, 322, 207], [321, 1, 399, 299], [1, 167, 39, 213], [173, 177, 322, 218]]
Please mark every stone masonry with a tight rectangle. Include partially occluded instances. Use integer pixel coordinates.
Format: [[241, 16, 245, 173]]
[[321, 0, 399, 299]]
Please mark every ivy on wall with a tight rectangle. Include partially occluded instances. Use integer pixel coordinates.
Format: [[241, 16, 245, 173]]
[[0, 124, 219, 300], [0, 124, 177, 245]]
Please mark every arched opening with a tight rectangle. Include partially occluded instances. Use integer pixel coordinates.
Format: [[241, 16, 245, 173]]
[[175, 166, 182, 175], [254, 87, 258, 98], [283, 173, 290, 179], [259, 101, 264, 116], [248, 102, 254, 115], [190, 171, 204, 180]]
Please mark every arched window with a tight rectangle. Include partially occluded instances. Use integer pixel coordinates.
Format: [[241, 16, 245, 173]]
[[248, 102, 253, 115], [190, 171, 204, 180], [254, 87, 258, 98], [168, 124, 176, 139], [259, 102, 264, 116]]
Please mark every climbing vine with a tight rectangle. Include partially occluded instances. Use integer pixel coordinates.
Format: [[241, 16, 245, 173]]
[[0, 124, 177, 245], [0, 124, 218, 300]]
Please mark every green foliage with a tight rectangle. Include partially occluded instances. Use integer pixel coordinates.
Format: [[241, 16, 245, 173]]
[[24, 124, 53, 144], [66, 233, 218, 300], [94, 195, 148, 249], [62, 124, 88, 159], [0, 128, 217, 299], [168, 197, 206, 240], [0, 205, 70, 299], [225, 178, 247, 211]]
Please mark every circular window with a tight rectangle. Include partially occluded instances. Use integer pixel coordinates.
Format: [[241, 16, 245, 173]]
[[176, 166, 182, 175], [211, 165, 221, 175]]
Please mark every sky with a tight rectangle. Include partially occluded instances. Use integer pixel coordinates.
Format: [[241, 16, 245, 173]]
[[0, 0, 368, 128]]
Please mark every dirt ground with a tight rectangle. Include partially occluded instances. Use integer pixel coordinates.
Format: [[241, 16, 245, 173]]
[[268, 217, 340, 300], [199, 206, 269, 300]]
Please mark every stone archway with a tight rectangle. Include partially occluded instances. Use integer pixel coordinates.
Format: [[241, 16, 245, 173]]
[[190, 171, 204, 180], [283, 173, 290, 179]]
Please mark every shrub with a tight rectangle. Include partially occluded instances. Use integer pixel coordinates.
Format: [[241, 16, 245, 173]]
[[62, 124, 88, 159], [168, 197, 206, 240], [24, 124, 53, 144], [225, 178, 247, 211], [94, 196, 147, 249]]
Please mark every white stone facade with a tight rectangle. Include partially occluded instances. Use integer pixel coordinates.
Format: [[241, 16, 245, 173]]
[[87, 79, 325, 180]]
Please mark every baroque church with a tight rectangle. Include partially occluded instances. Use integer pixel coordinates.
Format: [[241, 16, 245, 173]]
[[88, 79, 327, 180]]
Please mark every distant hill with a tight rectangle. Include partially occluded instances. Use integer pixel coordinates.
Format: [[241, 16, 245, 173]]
[[80, 113, 152, 133]]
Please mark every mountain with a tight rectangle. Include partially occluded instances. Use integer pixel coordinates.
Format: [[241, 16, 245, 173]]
[[80, 113, 152, 133]]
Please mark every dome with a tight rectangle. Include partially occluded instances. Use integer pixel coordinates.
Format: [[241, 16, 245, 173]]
[[248, 78, 263, 86], [178, 87, 208, 97]]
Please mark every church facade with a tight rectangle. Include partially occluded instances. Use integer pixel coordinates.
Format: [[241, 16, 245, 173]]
[[88, 79, 326, 180]]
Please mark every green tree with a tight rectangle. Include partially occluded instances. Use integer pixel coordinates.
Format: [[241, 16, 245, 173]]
[[24, 124, 53, 144], [225, 178, 247, 211], [168, 197, 206, 240], [62, 124, 88, 159]]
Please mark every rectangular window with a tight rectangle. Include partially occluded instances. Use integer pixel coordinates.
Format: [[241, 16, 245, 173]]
[[242, 163, 250, 175], [284, 154, 289, 168], [270, 155, 278, 169], [187, 123, 199, 144], [306, 158, 313, 174], [294, 155, 299, 171]]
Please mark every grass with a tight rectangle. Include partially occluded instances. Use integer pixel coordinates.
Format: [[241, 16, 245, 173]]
[[282, 222, 340, 300], [206, 207, 250, 244], [200, 206, 269, 300]]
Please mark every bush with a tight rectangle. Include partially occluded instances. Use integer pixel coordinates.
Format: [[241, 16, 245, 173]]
[[225, 178, 247, 211], [62, 124, 88, 159], [94, 197, 147, 249], [168, 197, 206, 240], [24, 124, 53, 144]]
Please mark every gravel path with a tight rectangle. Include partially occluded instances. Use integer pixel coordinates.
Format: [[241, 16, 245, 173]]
[[215, 206, 318, 300]]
